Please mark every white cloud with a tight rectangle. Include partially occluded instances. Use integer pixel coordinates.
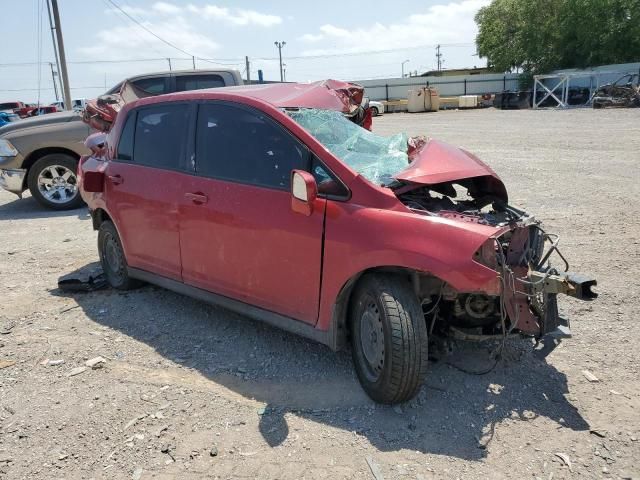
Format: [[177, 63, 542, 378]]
[[152, 2, 182, 15], [187, 4, 282, 27], [78, 16, 219, 61], [300, 33, 323, 42], [298, 0, 489, 54]]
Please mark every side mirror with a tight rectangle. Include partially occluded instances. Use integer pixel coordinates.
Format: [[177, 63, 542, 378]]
[[291, 170, 317, 216]]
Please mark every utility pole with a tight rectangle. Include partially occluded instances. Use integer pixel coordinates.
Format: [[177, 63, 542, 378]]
[[274, 41, 286, 82], [436, 44, 443, 71], [49, 63, 59, 101], [51, 0, 71, 110], [245, 56, 251, 83], [167, 58, 172, 71], [192, 56, 196, 69], [46, 0, 64, 104], [401, 59, 409, 78], [47, 0, 71, 110]]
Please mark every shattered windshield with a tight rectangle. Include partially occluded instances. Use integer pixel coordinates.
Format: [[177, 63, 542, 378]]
[[288, 108, 409, 186]]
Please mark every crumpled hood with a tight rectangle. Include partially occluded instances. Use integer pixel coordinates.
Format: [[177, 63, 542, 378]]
[[394, 139, 508, 202], [83, 81, 155, 132]]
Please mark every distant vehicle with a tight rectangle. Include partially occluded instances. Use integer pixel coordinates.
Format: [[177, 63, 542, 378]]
[[15, 105, 59, 118], [0, 69, 244, 210], [0, 112, 20, 128], [592, 73, 640, 108], [369, 100, 384, 116], [50, 99, 87, 111], [28, 106, 60, 117], [0, 101, 25, 114]]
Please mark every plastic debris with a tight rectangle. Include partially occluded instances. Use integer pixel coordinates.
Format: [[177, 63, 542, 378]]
[[582, 370, 599, 382], [85, 356, 107, 369], [0, 359, 16, 369], [554, 452, 573, 472], [58, 265, 107, 292], [67, 366, 87, 377]]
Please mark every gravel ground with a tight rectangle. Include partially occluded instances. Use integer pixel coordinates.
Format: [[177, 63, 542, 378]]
[[0, 107, 638, 479]]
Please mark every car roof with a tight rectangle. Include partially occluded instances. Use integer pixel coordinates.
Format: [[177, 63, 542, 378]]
[[168, 79, 364, 113], [125, 68, 240, 81]]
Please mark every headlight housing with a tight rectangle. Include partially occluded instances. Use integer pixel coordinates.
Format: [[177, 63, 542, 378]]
[[0, 139, 18, 157]]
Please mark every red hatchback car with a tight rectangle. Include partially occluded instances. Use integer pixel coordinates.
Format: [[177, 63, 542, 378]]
[[78, 80, 596, 404]]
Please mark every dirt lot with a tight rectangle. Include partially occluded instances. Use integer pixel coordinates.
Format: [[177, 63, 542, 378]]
[[1, 108, 639, 479]]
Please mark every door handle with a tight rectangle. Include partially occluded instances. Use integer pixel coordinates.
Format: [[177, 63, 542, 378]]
[[108, 174, 123, 185], [185, 192, 208, 204]]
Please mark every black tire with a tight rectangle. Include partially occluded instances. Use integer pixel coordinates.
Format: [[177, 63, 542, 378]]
[[371, 106, 380, 116], [350, 274, 428, 404], [27, 154, 84, 210], [98, 221, 141, 290]]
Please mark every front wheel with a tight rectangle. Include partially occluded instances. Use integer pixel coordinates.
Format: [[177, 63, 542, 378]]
[[350, 274, 429, 404], [27, 154, 84, 210], [98, 221, 141, 290]]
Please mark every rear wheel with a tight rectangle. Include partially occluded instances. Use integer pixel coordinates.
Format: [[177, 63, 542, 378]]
[[371, 106, 380, 116], [98, 221, 141, 290], [350, 274, 429, 404], [27, 154, 84, 210]]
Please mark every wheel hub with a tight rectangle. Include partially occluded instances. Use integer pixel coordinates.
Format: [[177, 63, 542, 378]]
[[37, 165, 78, 204], [360, 302, 384, 379], [104, 235, 122, 273]]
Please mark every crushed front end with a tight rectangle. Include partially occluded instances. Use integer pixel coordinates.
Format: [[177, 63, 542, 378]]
[[395, 169, 597, 350], [477, 211, 598, 341]]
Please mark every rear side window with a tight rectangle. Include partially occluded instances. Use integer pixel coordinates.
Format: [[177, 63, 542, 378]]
[[132, 77, 168, 95], [133, 104, 190, 170], [195, 103, 308, 189], [116, 112, 135, 160], [176, 74, 225, 92]]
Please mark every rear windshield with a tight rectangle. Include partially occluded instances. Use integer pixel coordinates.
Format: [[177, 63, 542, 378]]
[[288, 108, 409, 186]]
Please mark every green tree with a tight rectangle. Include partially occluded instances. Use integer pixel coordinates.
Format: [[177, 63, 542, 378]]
[[475, 0, 640, 74]]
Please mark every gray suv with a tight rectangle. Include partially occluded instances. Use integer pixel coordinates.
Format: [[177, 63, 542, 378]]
[[0, 69, 243, 210]]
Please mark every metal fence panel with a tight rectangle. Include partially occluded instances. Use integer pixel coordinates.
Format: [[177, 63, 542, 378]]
[[355, 73, 521, 101]]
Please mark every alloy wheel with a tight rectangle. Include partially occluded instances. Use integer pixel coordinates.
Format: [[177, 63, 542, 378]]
[[37, 164, 78, 204]]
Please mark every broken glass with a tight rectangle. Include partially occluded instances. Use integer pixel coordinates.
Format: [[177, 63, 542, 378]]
[[288, 108, 409, 186]]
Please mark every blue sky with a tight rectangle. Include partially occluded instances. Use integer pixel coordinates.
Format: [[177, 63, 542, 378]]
[[0, 0, 490, 103]]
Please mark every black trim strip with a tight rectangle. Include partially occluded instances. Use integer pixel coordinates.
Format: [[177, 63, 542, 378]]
[[128, 267, 339, 351]]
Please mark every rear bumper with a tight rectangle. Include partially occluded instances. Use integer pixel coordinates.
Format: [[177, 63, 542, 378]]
[[0, 168, 26, 195]]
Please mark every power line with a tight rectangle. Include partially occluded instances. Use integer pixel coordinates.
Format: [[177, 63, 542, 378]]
[[0, 58, 244, 68], [104, 0, 232, 68], [0, 86, 105, 92], [0, 43, 476, 68], [100, 0, 166, 59], [252, 43, 475, 61], [105, 0, 195, 58]]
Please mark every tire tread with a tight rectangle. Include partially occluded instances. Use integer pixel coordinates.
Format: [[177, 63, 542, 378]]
[[351, 273, 428, 404]]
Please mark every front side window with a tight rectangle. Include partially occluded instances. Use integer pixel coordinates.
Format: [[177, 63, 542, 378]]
[[133, 104, 190, 170], [176, 74, 225, 92], [195, 103, 307, 189]]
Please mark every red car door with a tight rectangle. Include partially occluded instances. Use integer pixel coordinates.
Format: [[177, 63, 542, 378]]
[[104, 103, 192, 281], [179, 102, 326, 324]]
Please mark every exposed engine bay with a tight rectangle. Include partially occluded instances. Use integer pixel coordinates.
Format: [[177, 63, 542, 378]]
[[396, 178, 598, 345], [396, 178, 525, 227]]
